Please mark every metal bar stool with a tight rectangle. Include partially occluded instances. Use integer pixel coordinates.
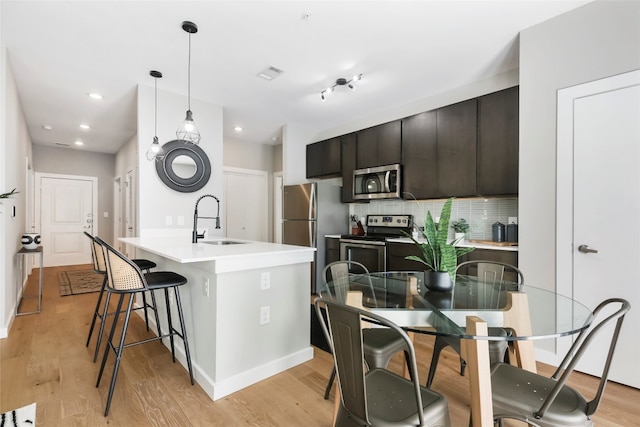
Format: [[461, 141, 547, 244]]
[[84, 232, 161, 362], [93, 236, 194, 416]]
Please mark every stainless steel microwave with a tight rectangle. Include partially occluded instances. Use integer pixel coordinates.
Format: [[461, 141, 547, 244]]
[[353, 164, 401, 200]]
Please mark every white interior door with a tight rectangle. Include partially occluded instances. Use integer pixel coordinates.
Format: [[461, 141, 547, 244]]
[[39, 175, 95, 266], [557, 70, 640, 388], [224, 168, 268, 241]]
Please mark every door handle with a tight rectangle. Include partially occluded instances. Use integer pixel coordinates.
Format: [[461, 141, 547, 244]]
[[578, 244, 598, 254]]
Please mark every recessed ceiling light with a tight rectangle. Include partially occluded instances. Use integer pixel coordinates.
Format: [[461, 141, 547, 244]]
[[79, 124, 90, 130], [88, 93, 103, 100], [74, 140, 84, 146], [234, 126, 243, 132], [42, 124, 52, 130]]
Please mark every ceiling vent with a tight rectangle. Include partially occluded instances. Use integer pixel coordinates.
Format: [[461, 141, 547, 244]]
[[257, 66, 284, 81]]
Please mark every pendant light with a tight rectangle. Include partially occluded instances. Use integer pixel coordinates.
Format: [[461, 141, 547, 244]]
[[176, 21, 201, 145], [146, 70, 164, 161]]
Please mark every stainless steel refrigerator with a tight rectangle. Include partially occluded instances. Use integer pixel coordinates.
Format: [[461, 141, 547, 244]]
[[283, 182, 348, 293]]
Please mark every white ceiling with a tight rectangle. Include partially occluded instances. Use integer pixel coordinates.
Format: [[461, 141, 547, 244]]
[[1, 1, 590, 154]]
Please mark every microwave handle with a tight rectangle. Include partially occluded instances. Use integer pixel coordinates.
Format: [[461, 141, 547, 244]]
[[384, 170, 391, 192]]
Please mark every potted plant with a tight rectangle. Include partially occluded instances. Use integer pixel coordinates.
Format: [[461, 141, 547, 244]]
[[405, 198, 474, 291], [451, 218, 470, 242]]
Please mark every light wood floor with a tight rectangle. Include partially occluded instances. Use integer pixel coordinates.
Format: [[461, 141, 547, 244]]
[[1, 265, 638, 426]]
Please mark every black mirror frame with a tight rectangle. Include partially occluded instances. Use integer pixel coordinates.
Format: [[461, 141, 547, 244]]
[[155, 139, 211, 192]]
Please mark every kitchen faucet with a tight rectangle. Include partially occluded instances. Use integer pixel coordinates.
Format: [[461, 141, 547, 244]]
[[192, 194, 221, 243]]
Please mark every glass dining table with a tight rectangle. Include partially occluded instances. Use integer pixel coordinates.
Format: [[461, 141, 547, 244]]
[[318, 271, 593, 427]]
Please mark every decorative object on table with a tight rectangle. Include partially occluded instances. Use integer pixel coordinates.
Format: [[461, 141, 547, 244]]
[[451, 218, 470, 242], [145, 70, 165, 161], [405, 198, 475, 291], [21, 232, 41, 250], [176, 21, 201, 145], [492, 221, 505, 242], [0, 188, 19, 199], [0, 402, 36, 426], [506, 221, 518, 243], [58, 269, 104, 296]]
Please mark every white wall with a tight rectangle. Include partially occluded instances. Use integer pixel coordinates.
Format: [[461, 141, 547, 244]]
[[282, 123, 317, 185], [0, 52, 32, 337], [136, 85, 223, 237], [519, 0, 640, 292]]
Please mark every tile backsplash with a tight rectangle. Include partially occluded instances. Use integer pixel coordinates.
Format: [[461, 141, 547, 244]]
[[350, 197, 518, 241]]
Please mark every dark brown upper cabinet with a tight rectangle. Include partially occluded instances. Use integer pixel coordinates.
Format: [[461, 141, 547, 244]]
[[306, 137, 341, 179], [477, 86, 519, 196], [401, 110, 439, 200], [340, 133, 358, 203], [436, 99, 478, 197], [356, 120, 402, 169]]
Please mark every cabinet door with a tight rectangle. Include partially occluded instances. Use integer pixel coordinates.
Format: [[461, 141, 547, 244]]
[[387, 242, 424, 271], [325, 237, 340, 266], [436, 99, 477, 197], [402, 111, 438, 200], [377, 120, 402, 166], [341, 133, 358, 203], [306, 137, 341, 178], [477, 86, 519, 195], [356, 121, 402, 169], [459, 249, 519, 282]]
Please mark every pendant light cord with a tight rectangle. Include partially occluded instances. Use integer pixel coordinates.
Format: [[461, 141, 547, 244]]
[[154, 77, 158, 136], [187, 33, 192, 111]]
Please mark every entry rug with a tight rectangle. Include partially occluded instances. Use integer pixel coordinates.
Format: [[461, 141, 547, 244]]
[[58, 270, 103, 296], [0, 402, 36, 426]]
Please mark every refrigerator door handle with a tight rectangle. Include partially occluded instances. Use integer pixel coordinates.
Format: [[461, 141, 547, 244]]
[[309, 221, 316, 248], [309, 183, 316, 220]]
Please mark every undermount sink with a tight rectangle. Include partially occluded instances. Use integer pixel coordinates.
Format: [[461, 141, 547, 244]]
[[201, 240, 247, 245]]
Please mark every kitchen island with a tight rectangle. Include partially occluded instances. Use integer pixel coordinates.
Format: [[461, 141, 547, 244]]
[[119, 236, 316, 401]]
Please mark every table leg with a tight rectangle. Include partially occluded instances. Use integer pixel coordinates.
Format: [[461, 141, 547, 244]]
[[461, 316, 493, 427], [503, 293, 537, 373]]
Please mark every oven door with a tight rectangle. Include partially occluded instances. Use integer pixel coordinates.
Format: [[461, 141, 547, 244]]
[[339, 239, 386, 273]]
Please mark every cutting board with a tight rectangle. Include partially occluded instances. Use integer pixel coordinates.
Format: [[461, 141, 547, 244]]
[[467, 239, 518, 247]]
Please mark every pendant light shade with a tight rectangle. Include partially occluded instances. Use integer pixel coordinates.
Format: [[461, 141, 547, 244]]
[[146, 70, 164, 161], [177, 21, 201, 144]]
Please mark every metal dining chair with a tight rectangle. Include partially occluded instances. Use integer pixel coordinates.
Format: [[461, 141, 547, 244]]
[[315, 297, 451, 426], [320, 260, 411, 400], [426, 260, 524, 387], [491, 298, 630, 427]]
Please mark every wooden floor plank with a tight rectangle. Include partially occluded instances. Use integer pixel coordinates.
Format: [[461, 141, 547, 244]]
[[1, 265, 638, 426]]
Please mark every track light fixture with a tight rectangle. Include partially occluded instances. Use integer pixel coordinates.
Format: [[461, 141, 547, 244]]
[[146, 70, 164, 161], [321, 73, 363, 101], [176, 21, 201, 144]]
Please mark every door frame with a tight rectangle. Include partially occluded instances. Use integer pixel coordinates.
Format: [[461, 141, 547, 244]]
[[35, 172, 98, 264], [273, 171, 283, 243], [556, 69, 640, 361]]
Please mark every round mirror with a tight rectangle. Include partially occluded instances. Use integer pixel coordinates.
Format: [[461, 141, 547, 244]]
[[155, 140, 211, 192], [172, 155, 197, 179]]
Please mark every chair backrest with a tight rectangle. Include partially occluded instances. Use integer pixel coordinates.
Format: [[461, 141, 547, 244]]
[[455, 260, 524, 288], [321, 260, 376, 307], [94, 236, 147, 293], [84, 232, 106, 273], [313, 298, 425, 426], [536, 298, 630, 419]]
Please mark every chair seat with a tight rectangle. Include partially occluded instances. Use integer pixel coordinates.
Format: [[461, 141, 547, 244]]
[[491, 363, 591, 427], [132, 259, 157, 271], [345, 368, 449, 427], [145, 271, 188, 289], [362, 328, 409, 368]]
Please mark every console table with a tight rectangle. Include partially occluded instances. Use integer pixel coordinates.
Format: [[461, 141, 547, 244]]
[[16, 246, 43, 316]]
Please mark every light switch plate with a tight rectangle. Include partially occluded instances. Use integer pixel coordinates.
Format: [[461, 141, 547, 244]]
[[508, 217, 518, 224]]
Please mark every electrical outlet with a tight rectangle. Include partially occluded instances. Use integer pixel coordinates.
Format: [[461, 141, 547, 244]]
[[177, 215, 185, 226], [260, 272, 270, 290], [260, 306, 270, 325], [508, 216, 518, 224], [165, 215, 173, 226], [203, 278, 210, 297]]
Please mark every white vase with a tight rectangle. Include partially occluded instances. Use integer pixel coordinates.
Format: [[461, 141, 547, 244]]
[[21, 232, 41, 250], [454, 232, 466, 242]]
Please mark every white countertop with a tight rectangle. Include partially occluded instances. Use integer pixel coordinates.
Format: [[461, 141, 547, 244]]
[[120, 236, 316, 264]]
